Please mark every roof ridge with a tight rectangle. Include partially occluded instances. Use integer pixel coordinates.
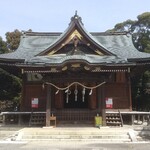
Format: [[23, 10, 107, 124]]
[[23, 31, 62, 36], [91, 32, 128, 36], [23, 31, 128, 37]]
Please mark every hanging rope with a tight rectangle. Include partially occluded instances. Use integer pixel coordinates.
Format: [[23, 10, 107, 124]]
[[44, 81, 106, 90]]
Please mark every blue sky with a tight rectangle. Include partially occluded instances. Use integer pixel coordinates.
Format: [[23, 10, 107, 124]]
[[0, 0, 150, 40]]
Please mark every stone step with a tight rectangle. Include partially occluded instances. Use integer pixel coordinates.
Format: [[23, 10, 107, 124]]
[[136, 135, 144, 141], [138, 130, 150, 141], [22, 131, 129, 135], [0, 131, 17, 140], [143, 126, 150, 131], [17, 127, 131, 142], [0, 131, 16, 135], [21, 134, 129, 140], [20, 138, 131, 143], [21, 129, 130, 135]]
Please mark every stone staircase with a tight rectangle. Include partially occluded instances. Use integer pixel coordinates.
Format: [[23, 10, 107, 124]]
[[0, 130, 17, 140], [16, 127, 131, 143], [134, 125, 150, 141], [0, 127, 22, 141]]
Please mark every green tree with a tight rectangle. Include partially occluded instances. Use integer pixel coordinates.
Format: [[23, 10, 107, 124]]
[[133, 71, 150, 111], [132, 12, 150, 110], [108, 19, 136, 32], [0, 36, 8, 54], [5, 29, 22, 51], [132, 12, 150, 52], [109, 12, 150, 110], [0, 68, 22, 102], [108, 12, 150, 53]]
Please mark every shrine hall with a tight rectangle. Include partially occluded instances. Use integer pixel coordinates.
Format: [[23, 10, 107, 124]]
[[0, 13, 150, 126]]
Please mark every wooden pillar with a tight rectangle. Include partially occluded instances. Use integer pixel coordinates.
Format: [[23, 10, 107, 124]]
[[55, 91, 63, 109], [101, 85, 106, 126], [97, 87, 101, 114], [89, 89, 97, 109], [20, 73, 26, 111], [46, 84, 51, 126], [18, 114, 22, 125], [128, 73, 132, 111], [89, 83, 97, 109]]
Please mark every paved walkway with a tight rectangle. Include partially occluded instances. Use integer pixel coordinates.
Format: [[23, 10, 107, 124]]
[[0, 141, 150, 150]]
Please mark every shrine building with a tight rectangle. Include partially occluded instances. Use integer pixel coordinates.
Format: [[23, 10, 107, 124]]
[[0, 13, 150, 126]]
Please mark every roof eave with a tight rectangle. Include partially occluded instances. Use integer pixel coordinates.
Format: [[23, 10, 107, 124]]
[[128, 57, 150, 62], [0, 58, 25, 63], [17, 61, 135, 68]]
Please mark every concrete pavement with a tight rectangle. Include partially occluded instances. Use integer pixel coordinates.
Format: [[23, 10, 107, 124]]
[[0, 141, 150, 150]]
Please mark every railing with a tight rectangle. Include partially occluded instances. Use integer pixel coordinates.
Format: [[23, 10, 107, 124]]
[[1, 110, 150, 126], [106, 111, 150, 125], [118, 109, 123, 127], [52, 109, 98, 122], [0, 109, 99, 124]]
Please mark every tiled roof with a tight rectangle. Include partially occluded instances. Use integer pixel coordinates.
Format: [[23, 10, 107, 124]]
[[0, 34, 59, 61], [0, 14, 150, 66], [94, 34, 150, 60], [0, 32, 149, 64]]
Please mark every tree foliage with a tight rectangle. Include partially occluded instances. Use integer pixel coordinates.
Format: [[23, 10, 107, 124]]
[[133, 12, 150, 53], [0, 29, 33, 109], [0, 30, 22, 103], [109, 12, 150, 53], [0, 37, 8, 54], [113, 19, 136, 32], [5, 29, 22, 51], [132, 72, 150, 111], [0, 68, 22, 102]]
